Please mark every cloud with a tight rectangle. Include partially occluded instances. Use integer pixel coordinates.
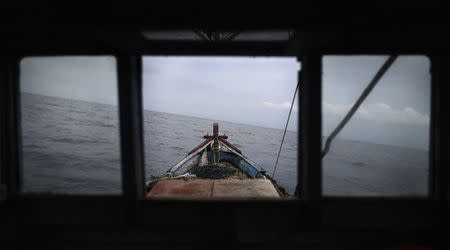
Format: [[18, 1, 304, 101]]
[[323, 102, 429, 125], [375, 102, 390, 109], [323, 102, 351, 115], [402, 107, 430, 125], [263, 101, 298, 112]]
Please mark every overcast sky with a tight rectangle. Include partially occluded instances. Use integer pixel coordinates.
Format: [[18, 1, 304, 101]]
[[20, 56, 118, 105], [20, 55, 430, 149], [142, 57, 299, 131], [322, 56, 430, 150]]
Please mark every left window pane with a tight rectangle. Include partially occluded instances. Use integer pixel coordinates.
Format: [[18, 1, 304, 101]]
[[20, 56, 121, 194]]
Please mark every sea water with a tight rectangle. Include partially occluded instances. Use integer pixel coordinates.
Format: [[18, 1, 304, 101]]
[[20, 93, 428, 196]]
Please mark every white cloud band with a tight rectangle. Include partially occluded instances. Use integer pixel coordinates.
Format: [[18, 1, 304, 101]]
[[323, 102, 429, 125], [263, 101, 298, 112]]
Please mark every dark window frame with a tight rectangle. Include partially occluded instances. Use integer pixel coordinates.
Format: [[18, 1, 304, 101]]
[[0, 33, 446, 230]]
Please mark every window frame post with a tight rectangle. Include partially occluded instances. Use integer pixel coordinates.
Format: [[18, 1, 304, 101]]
[[117, 54, 146, 201], [1, 56, 21, 199], [429, 54, 449, 202], [299, 52, 322, 227]]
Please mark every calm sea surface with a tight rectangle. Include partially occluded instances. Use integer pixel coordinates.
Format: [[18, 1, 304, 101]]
[[21, 93, 428, 196]]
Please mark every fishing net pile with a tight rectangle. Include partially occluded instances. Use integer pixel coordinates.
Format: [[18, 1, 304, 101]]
[[189, 162, 248, 179]]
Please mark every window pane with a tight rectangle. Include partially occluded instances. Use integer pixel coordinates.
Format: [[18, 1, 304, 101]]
[[322, 55, 430, 196], [143, 56, 299, 199], [20, 56, 121, 194]]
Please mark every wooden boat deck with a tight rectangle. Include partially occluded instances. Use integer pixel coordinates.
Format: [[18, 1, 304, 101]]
[[146, 179, 280, 199]]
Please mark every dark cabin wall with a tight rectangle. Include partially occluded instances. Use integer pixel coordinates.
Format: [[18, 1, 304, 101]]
[[0, 1, 449, 249]]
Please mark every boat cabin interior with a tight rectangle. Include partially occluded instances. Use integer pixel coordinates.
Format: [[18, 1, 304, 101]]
[[1, 1, 449, 249]]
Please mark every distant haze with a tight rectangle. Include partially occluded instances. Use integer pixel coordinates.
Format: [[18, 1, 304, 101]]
[[20, 56, 118, 105], [142, 56, 300, 131], [322, 56, 430, 150], [20, 55, 430, 149]]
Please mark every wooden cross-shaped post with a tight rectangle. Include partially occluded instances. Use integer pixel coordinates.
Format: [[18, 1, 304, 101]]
[[212, 123, 220, 164], [200, 123, 243, 156]]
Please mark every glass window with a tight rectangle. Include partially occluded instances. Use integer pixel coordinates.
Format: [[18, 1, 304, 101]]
[[142, 56, 299, 199], [322, 55, 430, 196], [20, 56, 121, 194]]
